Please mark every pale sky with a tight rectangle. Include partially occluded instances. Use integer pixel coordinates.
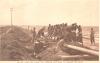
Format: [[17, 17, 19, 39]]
[[0, 0, 99, 26]]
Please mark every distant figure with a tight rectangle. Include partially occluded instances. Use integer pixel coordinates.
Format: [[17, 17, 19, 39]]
[[48, 24, 53, 39], [32, 27, 36, 42], [90, 28, 95, 45], [77, 25, 83, 46], [78, 32, 83, 46]]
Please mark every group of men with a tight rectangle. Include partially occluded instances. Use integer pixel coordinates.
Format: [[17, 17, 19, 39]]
[[48, 23, 83, 45], [48, 23, 95, 45], [30, 23, 95, 58], [31, 23, 95, 47]]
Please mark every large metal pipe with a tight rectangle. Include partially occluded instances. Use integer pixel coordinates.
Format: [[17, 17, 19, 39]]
[[64, 44, 99, 57], [58, 55, 91, 60]]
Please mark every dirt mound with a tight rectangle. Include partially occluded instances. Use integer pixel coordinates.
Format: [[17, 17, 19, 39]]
[[0, 26, 11, 34], [0, 26, 33, 61]]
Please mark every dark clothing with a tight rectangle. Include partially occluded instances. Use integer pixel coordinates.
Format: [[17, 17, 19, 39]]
[[71, 31, 76, 42], [32, 30, 36, 42], [77, 32, 83, 43], [90, 30, 95, 45], [37, 27, 45, 38], [78, 25, 82, 32]]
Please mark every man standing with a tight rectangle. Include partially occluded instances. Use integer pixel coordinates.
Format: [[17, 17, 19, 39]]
[[32, 27, 36, 43], [31, 27, 37, 58], [77, 25, 83, 46], [90, 28, 95, 45]]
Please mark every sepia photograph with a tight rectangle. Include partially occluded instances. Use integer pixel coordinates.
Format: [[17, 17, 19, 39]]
[[0, 0, 99, 62]]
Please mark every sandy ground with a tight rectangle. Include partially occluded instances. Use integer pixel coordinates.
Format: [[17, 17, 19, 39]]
[[83, 38, 99, 51], [0, 26, 99, 61]]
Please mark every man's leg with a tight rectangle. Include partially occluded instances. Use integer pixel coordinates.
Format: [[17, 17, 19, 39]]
[[91, 39, 93, 45], [93, 38, 95, 45]]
